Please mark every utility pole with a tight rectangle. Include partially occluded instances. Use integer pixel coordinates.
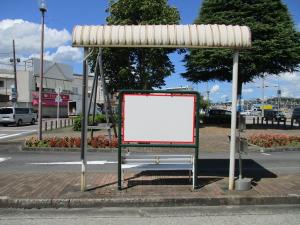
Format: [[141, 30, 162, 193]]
[[10, 40, 20, 106], [38, 1, 47, 140], [277, 89, 281, 111], [261, 78, 265, 117]]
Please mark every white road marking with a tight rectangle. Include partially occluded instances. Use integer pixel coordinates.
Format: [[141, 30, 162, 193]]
[[0, 130, 35, 132], [0, 157, 11, 163], [28, 160, 117, 165], [0, 130, 37, 140], [261, 152, 271, 156], [0, 134, 7, 137]]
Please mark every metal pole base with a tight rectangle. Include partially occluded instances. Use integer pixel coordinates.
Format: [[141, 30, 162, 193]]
[[235, 178, 252, 191]]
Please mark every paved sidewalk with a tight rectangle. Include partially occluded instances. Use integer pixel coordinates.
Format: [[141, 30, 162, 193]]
[[0, 171, 299, 208]]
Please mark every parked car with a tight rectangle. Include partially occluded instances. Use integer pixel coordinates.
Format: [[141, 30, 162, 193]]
[[292, 106, 300, 123], [205, 109, 231, 124], [207, 109, 231, 116], [264, 110, 286, 122], [251, 108, 262, 116], [0, 107, 37, 126], [240, 110, 252, 116]]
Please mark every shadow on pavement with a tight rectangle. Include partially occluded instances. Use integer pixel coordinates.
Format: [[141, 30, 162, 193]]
[[122, 159, 277, 189], [197, 159, 277, 181]]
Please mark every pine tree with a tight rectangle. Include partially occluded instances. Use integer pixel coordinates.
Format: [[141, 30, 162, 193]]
[[182, 0, 300, 94]]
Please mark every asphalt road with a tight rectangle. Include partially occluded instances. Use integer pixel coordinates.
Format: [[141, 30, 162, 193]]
[[0, 205, 299, 225], [0, 118, 69, 141], [0, 147, 299, 176], [0, 124, 37, 141]]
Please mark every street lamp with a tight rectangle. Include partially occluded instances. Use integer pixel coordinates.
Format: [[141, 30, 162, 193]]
[[38, 0, 47, 140]]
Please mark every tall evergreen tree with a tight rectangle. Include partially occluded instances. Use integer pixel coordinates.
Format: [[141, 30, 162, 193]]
[[182, 0, 300, 94], [89, 0, 180, 93]]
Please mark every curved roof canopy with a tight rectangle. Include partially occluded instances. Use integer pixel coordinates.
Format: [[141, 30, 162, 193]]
[[72, 24, 251, 49]]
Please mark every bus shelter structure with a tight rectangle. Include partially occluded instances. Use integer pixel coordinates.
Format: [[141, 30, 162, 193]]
[[72, 24, 251, 191]]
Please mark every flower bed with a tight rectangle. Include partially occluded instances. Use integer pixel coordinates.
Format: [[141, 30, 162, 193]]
[[25, 135, 118, 148], [247, 133, 300, 148]]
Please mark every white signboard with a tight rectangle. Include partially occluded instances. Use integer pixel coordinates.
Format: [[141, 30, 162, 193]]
[[122, 93, 196, 144]]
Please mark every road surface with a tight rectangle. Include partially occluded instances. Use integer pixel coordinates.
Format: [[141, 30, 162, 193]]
[[0, 147, 299, 175], [0, 205, 299, 225]]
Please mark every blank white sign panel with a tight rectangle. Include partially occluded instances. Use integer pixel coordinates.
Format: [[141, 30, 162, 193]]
[[122, 94, 195, 144]]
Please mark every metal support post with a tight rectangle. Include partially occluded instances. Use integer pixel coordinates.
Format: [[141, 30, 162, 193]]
[[117, 92, 122, 190], [194, 92, 200, 189], [81, 48, 89, 192], [38, 9, 46, 140], [229, 51, 239, 191]]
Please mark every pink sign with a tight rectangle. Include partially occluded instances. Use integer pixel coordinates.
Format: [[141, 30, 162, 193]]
[[32, 92, 69, 107]]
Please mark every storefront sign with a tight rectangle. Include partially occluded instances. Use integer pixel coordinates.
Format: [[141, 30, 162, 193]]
[[32, 92, 69, 106]]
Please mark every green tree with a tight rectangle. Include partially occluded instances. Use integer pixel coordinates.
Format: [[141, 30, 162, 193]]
[[182, 0, 300, 94], [89, 0, 180, 93]]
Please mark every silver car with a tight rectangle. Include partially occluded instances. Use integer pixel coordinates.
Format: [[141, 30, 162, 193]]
[[0, 107, 37, 126]]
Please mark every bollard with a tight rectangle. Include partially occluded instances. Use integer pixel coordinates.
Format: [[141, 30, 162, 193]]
[[252, 117, 255, 125], [271, 119, 274, 126], [60, 120, 62, 128], [257, 117, 259, 124], [284, 118, 286, 128], [291, 118, 294, 128], [50, 121, 53, 130], [277, 120, 280, 127], [266, 119, 268, 126], [261, 117, 264, 125], [55, 120, 57, 129], [45, 121, 47, 131]]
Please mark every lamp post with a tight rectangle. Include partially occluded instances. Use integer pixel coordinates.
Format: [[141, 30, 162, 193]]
[[38, 0, 47, 140]]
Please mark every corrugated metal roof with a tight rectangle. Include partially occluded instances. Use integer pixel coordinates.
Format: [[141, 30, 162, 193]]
[[72, 24, 251, 48]]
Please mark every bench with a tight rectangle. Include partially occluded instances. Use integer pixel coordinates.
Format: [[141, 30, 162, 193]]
[[121, 154, 195, 187]]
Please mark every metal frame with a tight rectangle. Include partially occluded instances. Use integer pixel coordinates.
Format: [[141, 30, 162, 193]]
[[117, 89, 200, 190]]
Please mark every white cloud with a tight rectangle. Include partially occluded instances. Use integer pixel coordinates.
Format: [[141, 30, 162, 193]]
[[279, 72, 300, 82], [29, 46, 82, 63], [0, 19, 71, 54], [210, 84, 220, 94], [243, 88, 253, 94]]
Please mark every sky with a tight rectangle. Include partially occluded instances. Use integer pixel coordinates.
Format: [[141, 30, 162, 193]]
[[0, 0, 300, 102]]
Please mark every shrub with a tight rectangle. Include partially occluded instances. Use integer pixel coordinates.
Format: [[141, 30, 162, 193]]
[[73, 114, 108, 131], [25, 135, 118, 149], [248, 133, 300, 148]]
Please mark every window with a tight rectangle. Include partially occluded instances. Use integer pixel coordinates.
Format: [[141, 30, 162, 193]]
[[72, 87, 78, 94], [0, 80, 4, 88], [0, 108, 13, 114], [15, 108, 29, 114]]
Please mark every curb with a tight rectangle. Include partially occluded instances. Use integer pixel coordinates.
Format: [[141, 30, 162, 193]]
[[0, 195, 299, 209], [247, 144, 300, 153], [21, 146, 195, 153]]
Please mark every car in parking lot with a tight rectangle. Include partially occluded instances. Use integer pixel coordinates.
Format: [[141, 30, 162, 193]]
[[264, 110, 286, 122], [0, 107, 37, 126], [292, 106, 300, 123]]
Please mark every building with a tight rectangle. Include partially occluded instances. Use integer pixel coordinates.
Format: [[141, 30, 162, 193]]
[[0, 58, 80, 117]]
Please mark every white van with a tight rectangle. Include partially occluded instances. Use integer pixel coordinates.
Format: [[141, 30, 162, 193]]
[[0, 107, 37, 126]]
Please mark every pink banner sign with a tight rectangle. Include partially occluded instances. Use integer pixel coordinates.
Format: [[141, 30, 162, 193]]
[[32, 92, 69, 106]]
